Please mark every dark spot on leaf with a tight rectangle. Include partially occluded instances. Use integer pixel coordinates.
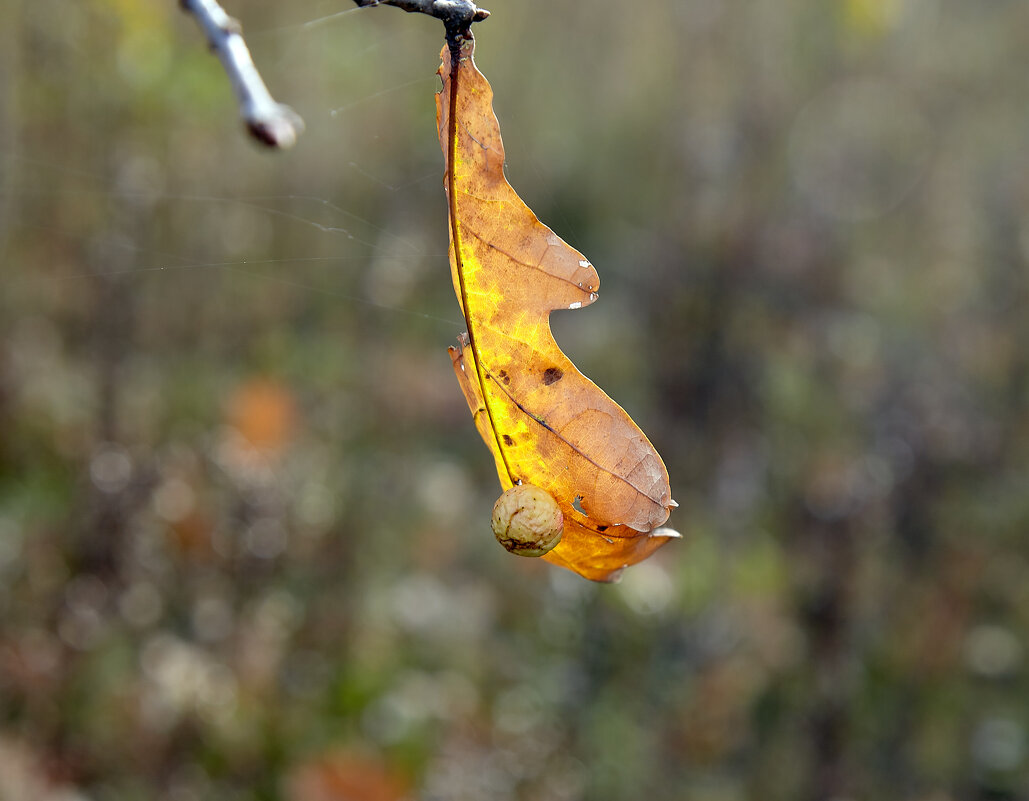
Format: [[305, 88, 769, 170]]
[[530, 413, 553, 432], [497, 369, 511, 385], [542, 367, 564, 386], [502, 434, 514, 446], [596, 525, 608, 533]]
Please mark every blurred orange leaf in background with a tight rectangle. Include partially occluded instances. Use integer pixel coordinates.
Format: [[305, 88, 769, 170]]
[[225, 377, 297, 453], [287, 749, 410, 801]]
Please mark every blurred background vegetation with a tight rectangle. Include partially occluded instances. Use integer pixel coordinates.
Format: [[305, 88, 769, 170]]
[[2, 0, 1029, 799]]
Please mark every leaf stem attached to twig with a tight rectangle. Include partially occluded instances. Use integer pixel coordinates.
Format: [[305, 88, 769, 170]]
[[352, 0, 490, 46], [180, 0, 304, 149]]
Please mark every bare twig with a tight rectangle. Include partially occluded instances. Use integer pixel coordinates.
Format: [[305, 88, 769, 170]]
[[180, 0, 304, 149], [352, 0, 490, 42]]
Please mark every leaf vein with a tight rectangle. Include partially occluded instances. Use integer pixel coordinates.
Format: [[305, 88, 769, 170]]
[[462, 226, 586, 293], [484, 371, 665, 510]]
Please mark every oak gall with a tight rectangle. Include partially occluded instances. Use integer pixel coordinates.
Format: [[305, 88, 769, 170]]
[[491, 484, 563, 557]]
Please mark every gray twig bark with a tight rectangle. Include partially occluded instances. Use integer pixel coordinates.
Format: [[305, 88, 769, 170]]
[[179, 0, 489, 149], [180, 0, 304, 149], [351, 0, 490, 41]]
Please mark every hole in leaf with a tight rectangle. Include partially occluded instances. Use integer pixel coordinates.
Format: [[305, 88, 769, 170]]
[[572, 495, 587, 516]]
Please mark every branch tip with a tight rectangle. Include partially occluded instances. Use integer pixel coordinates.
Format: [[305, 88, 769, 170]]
[[246, 104, 305, 150], [181, 0, 303, 150]]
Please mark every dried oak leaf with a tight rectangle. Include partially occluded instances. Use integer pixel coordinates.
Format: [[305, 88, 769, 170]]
[[438, 37, 678, 582]]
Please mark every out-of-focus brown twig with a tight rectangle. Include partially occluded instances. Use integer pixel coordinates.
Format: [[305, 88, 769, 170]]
[[180, 0, 304, 149]]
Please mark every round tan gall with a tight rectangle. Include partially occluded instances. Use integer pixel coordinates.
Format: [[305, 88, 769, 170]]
[[490, 484, 564, 557]]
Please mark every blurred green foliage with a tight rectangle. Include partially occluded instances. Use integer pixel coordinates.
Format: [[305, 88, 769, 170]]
[[2, 1, 1029, 800]]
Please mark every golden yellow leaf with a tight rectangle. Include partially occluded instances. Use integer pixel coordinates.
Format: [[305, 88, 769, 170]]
[[437, 37, 677, 582]]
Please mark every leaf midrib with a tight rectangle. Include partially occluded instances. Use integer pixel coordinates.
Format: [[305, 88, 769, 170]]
[[447, 47, 517, 486]]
